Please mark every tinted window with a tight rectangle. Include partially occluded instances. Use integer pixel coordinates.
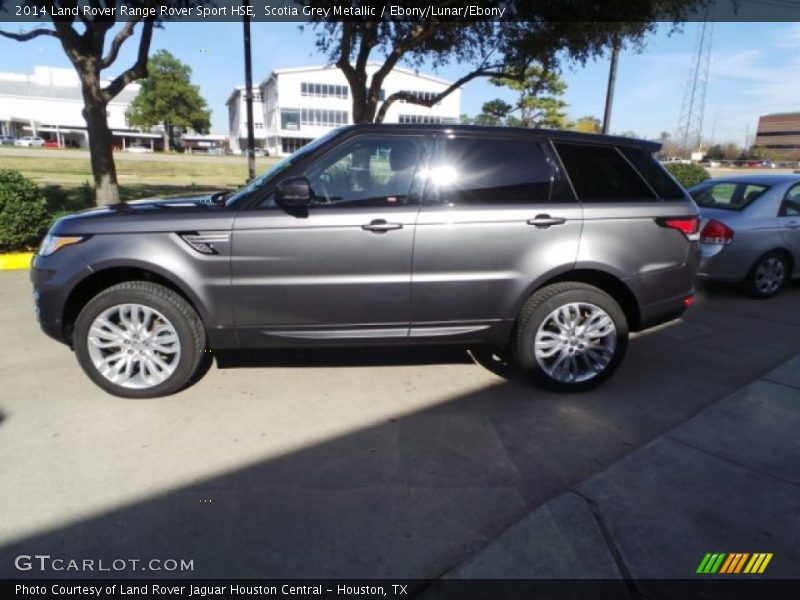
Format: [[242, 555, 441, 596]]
[[691, 182, 770, 211], [555, 143, 655, 201], [619, 146, 685, 199], [427, 137, 554, 205], [304, 136, 424, 208]]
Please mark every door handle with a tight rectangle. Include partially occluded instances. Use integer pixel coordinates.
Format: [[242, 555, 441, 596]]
[[786, 221, 800, 229], [362, 219, 403, 233], [527, 214, 567, 228]]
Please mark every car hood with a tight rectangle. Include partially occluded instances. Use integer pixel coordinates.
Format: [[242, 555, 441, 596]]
[[52, 193, 236, 235]]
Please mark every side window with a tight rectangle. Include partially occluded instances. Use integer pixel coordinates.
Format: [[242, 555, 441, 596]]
[[304, 136, 424, 208], [781, 184, 800, 216], [692, 182, 769, 211], [555, 142, 656, 201], [426, 137, 555, 205], [618, 146, 686, 199]]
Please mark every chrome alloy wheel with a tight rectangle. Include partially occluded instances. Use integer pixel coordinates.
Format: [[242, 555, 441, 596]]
[[754, 257, 785, 295], [86, 303, 181, 389], [534, 302, 617, 384]]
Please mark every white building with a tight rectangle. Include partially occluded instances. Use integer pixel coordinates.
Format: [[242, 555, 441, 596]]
[[0, 66, 150, 149], [226, 85, 268, 153], [228, 63, 461, 156]]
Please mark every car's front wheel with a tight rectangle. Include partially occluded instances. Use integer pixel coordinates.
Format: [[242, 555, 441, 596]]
[[513, 283, 628, 392], [73, 281, 208, 398]]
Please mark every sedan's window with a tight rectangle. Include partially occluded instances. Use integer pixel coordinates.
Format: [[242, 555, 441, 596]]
[[781, 184, 800, 216], [304, 136, 425, 208], [692, 182, 770, 211], [554, 142, 656, 201], [425, 137, 556, 205]]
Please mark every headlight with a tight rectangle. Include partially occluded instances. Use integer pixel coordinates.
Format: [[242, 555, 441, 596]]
[[38, 234, 85, 257]]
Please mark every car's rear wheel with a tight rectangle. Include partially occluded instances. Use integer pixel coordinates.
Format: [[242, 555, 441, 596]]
[[744, 252, 788, 298], [512, 283, 628, 392], [73, 281, 207, 398]]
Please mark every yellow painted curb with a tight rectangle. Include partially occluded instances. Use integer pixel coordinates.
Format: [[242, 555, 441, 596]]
[[0, 253, 34, 270]]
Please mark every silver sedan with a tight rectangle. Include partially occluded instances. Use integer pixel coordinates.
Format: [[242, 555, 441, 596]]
[[689, 174, 800, 297]]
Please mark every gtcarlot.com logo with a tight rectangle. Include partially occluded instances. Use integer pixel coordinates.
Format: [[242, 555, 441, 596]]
[[14, 554, 194, 573], [696, 552, 773, 574]]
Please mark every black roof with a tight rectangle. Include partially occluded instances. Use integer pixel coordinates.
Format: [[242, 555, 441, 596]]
[[344, 123, 662, 152]]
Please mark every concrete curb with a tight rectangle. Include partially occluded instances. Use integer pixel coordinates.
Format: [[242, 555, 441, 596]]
[[0, 253, 33, 270], [442, 353, 800, 580]]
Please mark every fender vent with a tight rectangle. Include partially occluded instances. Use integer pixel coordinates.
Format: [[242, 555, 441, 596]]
[[179, 232, 230, 255]]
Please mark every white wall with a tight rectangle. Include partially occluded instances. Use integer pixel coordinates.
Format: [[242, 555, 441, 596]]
[[0, 66, 137, 136]]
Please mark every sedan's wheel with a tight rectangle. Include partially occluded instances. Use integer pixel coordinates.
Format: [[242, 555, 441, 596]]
[[746, 253, 788, 298], [74, 281, 207, 398], [513, 283, 628, 392]]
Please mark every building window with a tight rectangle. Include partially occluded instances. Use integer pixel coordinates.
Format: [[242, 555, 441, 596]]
[[301, 82, 349, 99], [300, 108, 348, 127], [282, 138, 313, 154], [281, 109, 301, 130], [399, 114, 443, 124], [400, 90, 439, 104]]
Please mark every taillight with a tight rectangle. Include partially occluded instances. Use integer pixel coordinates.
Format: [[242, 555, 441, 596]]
[[656, 216, 700, 240], [700, 219, 734, 245]]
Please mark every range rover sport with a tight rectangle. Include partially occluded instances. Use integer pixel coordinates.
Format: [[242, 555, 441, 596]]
[[31, 125, 700, 398]]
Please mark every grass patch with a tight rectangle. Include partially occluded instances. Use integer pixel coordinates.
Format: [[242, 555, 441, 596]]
[[2, 154, 279, 207]]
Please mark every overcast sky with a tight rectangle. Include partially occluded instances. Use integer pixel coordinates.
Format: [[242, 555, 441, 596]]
[[1, 20, 798, 145]]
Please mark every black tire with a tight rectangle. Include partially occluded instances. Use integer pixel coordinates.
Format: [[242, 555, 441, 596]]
[[73, 281, 207, 398], [743, 252, 789, 298], [511, 282, 628, 392]]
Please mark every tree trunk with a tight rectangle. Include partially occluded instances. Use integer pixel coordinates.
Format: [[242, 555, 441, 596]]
[[162, 124, 170, 152], [81, 97, 120, 206]]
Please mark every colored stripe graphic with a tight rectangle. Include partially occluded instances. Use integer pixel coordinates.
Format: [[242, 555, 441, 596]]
[[697, 553, 727, 573], [699, 552, 774, 574], [719, 554, 736, 573], [721, 553, 749, 573], [743, 553, 774, 574]]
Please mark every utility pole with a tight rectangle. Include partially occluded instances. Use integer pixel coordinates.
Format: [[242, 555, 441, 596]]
[[243, 0, 256, 181], [602, 38, 620, 135]]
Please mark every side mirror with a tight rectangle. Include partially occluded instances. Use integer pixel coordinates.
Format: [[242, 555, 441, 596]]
[[276, 177, 312, 208]]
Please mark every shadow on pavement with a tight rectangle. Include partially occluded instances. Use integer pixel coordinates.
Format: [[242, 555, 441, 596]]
[[4, 302, 800, 580]]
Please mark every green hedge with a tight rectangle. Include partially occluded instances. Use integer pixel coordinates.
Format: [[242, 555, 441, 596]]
[[0, 170, 51, 252], [664, 163, 711, 189]]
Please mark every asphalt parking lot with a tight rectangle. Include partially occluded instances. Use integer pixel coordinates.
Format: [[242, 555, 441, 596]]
[[1, 269, 800, 579]]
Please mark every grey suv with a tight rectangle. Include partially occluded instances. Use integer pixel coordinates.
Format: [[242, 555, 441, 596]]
[[31, 125, 700, 398]]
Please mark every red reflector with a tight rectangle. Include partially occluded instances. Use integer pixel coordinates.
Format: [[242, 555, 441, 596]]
[[662, 217, 700, 235], [700, 219, 734, 244], [683, 295, 695, 307]]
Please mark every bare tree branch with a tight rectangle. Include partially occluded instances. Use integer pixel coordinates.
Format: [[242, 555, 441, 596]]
[[376, 65, 508, 123], [0, 28, 56, 41], [102, 18, 154, 101], [100, 18, 141, 69]]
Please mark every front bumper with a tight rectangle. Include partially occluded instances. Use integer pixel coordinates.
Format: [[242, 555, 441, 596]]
[[30, 251, 92, 345]]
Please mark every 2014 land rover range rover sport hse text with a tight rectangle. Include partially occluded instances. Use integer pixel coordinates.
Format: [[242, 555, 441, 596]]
[[31, 125, 700, 398]]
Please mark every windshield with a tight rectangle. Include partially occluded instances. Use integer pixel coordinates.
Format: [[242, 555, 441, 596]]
[[225, 129, 342, 206]]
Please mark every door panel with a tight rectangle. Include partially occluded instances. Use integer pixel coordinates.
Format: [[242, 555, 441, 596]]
[[411, 136, 582, 334], [231, 135, 428, 344]]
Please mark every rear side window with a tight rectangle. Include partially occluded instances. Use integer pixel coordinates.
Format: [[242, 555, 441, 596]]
[[691, 182, 771, 211], [619, 146, 686, 199], [426, 137, 555, 204], [554, 142, 655, 201]]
